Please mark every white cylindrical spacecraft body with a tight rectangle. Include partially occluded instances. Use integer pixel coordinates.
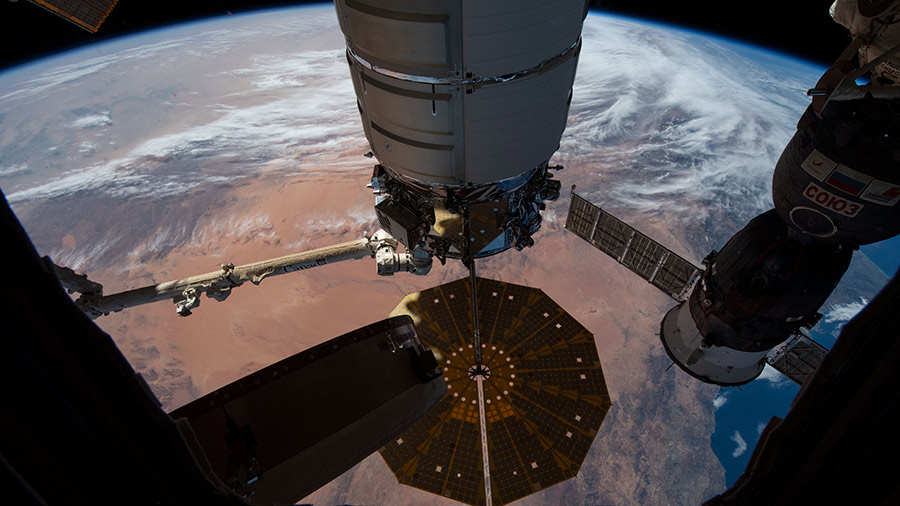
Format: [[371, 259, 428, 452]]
[[335, 0, 588, 259], [660, 302, 771, 386]]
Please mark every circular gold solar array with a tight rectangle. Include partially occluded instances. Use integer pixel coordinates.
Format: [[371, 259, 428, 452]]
[[381, 277, 610, 506]]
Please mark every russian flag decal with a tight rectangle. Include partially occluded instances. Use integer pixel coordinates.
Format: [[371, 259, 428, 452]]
[[824, 164, 872, 196]]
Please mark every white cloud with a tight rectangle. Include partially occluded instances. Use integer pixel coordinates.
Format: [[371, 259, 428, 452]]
[[542, 210, 559, 226], [2, 8, 360, 204], [562, 15, 820, 240], [49, 235, 120, 271], [303, 208, 377, 234], [238, 51, 344, 91], [756, 364, 792, 388], [0, 12, 307, 104], [0, 39, 187, 103], [757, 421, 767, 436], [71, 113, 111, 129], [191, 212, 276, 247], [0, 164, 29, 177], [713, 391, 728, 410], [824, 297, 868, 324], [78, 141, 97, 154], [5, 46, 362, 204], [346, 207, 379, 229], [730, 430, 748, 458]]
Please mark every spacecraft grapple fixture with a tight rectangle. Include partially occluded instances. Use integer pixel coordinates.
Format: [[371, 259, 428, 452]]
[[334, 0, 589, 261]]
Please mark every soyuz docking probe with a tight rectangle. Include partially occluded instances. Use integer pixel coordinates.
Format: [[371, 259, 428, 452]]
[[568, 0, 900, 385]]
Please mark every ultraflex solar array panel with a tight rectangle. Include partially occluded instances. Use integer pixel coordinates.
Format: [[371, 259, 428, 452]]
[[28, 0, 119, 32], [383, 277, 610, 506], [566, 193, 701, 301]]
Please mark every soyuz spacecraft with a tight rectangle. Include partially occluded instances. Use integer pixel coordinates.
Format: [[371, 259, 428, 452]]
[[567, 0, 900, 386]]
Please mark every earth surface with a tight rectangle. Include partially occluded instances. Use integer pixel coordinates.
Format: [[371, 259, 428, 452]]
[[0, 5, 893, 505]]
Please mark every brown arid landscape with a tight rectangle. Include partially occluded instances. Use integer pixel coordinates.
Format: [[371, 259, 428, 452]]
[[17, 158, 726, 505]]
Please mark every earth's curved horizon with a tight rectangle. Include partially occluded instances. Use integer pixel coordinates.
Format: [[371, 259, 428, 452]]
[[0, 4, 893, 505]]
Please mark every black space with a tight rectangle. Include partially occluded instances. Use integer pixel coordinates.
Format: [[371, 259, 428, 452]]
[[1, 0, 850, 72], [593, 0, 849, 64]]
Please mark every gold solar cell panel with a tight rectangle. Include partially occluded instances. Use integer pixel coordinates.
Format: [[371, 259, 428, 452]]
[[565, 193, 701, 300], [28, 0, 119, 32], [384, 277, 610, 506]]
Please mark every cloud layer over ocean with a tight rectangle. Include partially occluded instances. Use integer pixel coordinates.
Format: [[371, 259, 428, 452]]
[[1, 9, 361, 204], [561, 17, 822, 245]]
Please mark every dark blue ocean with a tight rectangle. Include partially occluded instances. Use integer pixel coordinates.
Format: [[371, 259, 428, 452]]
[[711, 235, 899, 487]]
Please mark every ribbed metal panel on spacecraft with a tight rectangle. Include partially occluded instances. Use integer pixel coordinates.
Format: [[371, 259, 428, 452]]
[[335, 0, 587, 186]]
